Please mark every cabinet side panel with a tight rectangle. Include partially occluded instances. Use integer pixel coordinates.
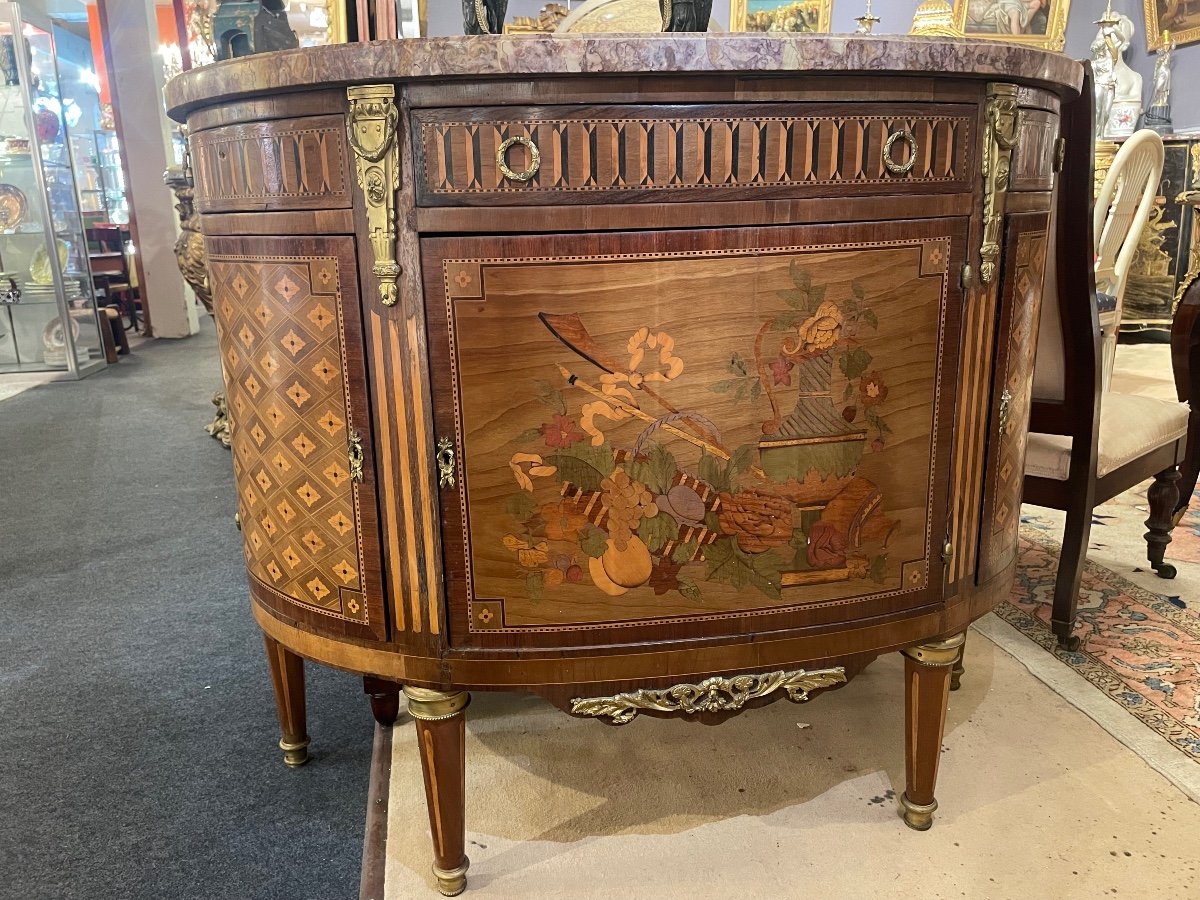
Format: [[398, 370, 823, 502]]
[[979, 212, 1050, 584], [208, 235, 387, 641]]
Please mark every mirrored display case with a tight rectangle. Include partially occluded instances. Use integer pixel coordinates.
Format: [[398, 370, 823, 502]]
[[0, 2, 104, 378]]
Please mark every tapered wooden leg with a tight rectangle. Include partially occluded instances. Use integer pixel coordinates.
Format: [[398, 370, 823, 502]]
[[900, 633, 965, 831], [263, 634, 309, 767], [405, 687, 470, 897], [364, 676, 402, 726], [1052, 500, 1093, 650], [1146, 468, 1180, 580], [949, 634, 966, 692]]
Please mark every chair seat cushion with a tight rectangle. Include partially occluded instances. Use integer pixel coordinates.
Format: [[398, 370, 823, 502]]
[[1096, 292, 1119, 314], [1025, 392, 1190, 480]]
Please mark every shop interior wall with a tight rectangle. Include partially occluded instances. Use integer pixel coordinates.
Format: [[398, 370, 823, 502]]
[[425, 0, 1198, 132]]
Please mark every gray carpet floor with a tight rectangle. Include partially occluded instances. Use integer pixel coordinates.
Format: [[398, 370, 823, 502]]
[[0, 322, 373, 899]]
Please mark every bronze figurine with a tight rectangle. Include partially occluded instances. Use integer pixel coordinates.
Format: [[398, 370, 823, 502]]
[[463, 0, 509, 34], [659, 0, 713, 31]]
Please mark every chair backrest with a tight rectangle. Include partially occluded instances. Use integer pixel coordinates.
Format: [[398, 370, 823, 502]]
[[1031, 63, 1101, 447], [1093, 130, 1164, 308]]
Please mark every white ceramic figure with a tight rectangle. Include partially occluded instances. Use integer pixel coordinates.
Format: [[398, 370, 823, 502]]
[[1102, 14, 1141, 138]]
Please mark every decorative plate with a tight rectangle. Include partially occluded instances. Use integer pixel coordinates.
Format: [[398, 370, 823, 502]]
[[0, 183, 27, 230], [42, 314, 79, 351], [29, 239, 68, 285]]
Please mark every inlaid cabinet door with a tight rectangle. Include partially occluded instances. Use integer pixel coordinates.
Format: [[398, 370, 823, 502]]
[[208, 235, 388, 641], [425, 220, 967, 650], [978, 212, 1051, 585]]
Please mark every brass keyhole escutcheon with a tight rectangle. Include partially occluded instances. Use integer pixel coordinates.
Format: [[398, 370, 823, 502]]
[[436, 437, 456, 489], [497, 136, 541, 182], [348, 428, 365, 484], [882, 130, 918, 175]]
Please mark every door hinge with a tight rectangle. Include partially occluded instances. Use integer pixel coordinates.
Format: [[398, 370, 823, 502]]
[[960, 263, 974, 291], [1053, 136, 1066, 173]]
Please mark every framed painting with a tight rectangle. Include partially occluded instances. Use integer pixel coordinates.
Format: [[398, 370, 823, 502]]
[[951, 0, 1071, 51], [730, 0, 833, 33], [1145, 0, 1200, 49]]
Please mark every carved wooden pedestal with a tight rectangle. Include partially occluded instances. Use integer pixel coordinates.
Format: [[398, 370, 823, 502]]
[[167, 35, 1083, 894]]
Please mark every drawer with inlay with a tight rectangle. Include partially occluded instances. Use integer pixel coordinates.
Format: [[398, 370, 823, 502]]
[[413, 104, 977, 206]]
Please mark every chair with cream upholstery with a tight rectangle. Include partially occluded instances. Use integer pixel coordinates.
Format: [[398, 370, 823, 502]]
[[1024, 81, 1190, 651], [1094, 130, 1165, 389]]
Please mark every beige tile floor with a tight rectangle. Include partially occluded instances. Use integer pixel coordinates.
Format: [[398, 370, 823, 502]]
[[383, 345, 1200, 900]]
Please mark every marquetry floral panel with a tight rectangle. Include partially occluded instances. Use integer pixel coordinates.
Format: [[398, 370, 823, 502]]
[[437, 233, 957, 635], [211, 255, 370, 626]]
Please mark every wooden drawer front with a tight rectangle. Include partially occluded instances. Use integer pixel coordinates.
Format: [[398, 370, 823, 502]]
[[415, 104, 975, 205], [191, 115, 351, 213], [1010, 109, 1059, 192], [979, 213, 1050, 585], [425, 218, 966, 651], [209, 236, 387, 641]]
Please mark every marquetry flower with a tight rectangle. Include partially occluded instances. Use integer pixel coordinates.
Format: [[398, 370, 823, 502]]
[[806, 521, 847, 569], [307, 303, 334, 330], [783, 301, 844, 359], [275, 275, 300, 302], [503, 533, 550, 568], [296, 481, 322, 507], [307, 578, 330, 601], [328, 511, 353, 535], [302, 530, 326, 553], [478, 607, 494, 624], [286, 382, 311, 408], [332, 559, 358, 584], [280, 330, 307, 356], [540, 414, 585, 449], [254, 303, 273, 326], [292, 432, 316, 457], [769, 354, 794, 386], [312, 357, 339, 384], [860, 371, 888, 408], [346, 596, 360, 615], [717, 490, 792, 553]]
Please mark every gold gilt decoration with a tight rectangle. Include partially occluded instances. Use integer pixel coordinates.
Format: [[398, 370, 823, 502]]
[[979, 84, 1019, 284], [909, 0, 959, 36], [347, 85, 402, 307], [570, 667, 847, 724]]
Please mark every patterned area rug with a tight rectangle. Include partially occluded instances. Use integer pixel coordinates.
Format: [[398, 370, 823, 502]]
[[999, 493, 1200, 762]]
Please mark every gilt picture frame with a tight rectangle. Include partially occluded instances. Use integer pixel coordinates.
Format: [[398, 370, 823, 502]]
[[730, 0, 833, 33], [1145, 0, 1200, 50], [951, 0, 1071, 51]]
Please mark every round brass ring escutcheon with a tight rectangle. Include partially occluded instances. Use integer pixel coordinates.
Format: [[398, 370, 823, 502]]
[[882, 130, 918, 175], [496, 135, 541, 182]]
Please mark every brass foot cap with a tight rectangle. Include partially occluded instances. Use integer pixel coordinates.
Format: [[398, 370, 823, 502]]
[[900, 793, 937, 831], [279, 736, 311, 767], [433, 859, 469, 897]]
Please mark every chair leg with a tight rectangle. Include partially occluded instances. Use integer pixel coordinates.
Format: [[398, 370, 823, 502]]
[[1052, 500, 1093, 651], [1146, 467, 1180, 580], [405, 687, 470, 896]]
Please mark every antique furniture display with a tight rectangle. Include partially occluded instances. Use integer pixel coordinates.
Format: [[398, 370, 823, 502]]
[[1094, 130, 1166, 386], [1026, 75, 1188, 651], [0, 3, 104, 378], [166, 35, 1082, 895]]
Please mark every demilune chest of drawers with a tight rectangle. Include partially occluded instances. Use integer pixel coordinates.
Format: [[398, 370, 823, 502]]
[[166, 35, 1083, 896]]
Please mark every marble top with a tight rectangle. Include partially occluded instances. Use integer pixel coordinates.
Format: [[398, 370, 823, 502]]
[[165, 34, 1083, 119]]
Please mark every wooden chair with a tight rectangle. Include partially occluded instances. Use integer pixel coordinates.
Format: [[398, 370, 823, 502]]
[[1094, 130, 1165, 389], [1023, 80, 1190, 650], [87, 225, 140, 332], [1172, 274, 1200, 522]]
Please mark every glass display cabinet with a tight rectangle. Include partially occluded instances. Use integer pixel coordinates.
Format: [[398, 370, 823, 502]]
[[0, 3, 104, 378]]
